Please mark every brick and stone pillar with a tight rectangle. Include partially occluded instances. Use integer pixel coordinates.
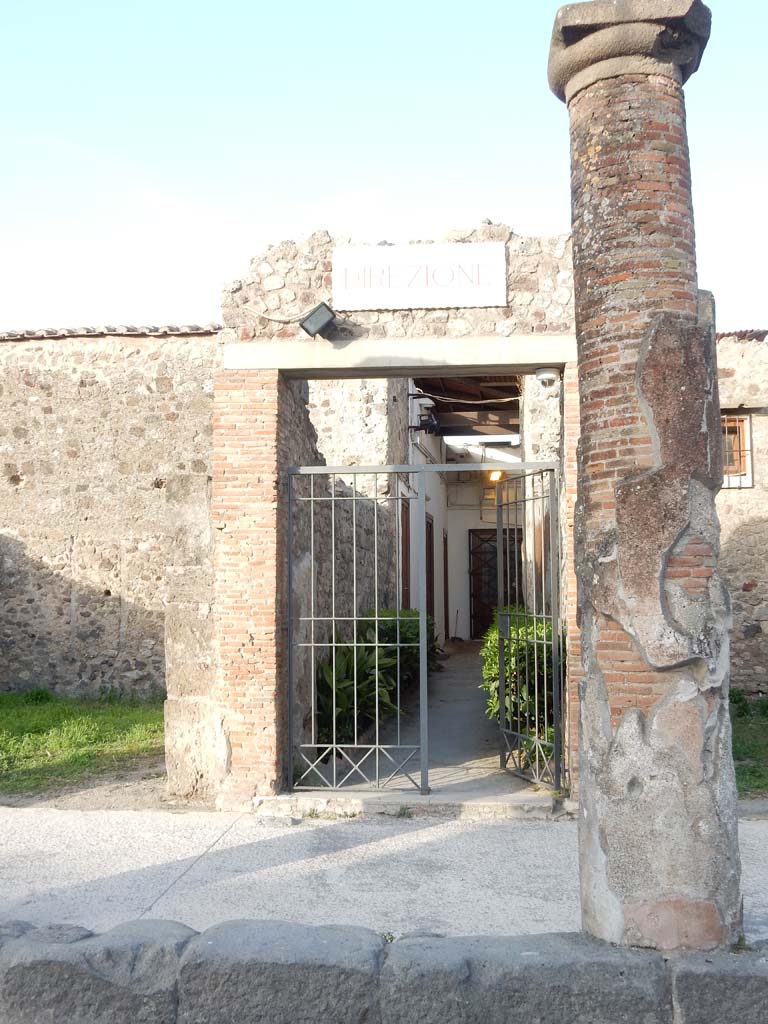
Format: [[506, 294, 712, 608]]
[[211, 369, 290, 808], [549, 2, 742, 950]]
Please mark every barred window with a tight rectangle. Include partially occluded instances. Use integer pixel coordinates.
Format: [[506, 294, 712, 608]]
[[722, 413, 753, 489]]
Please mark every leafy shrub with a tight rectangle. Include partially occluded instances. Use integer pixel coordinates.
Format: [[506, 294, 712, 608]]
[[314, 609, 440, 745], [730, 689, 751, 719], [316, 642, 399, 744], [359, 608, 441, 685], [730, 690, 768, 721], [23, 689, 55, 705], [479, 605, 556, 725]]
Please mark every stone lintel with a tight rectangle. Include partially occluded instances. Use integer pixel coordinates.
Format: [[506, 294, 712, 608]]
[[221, 332, 578, 379], [549, 0, 712, 103]]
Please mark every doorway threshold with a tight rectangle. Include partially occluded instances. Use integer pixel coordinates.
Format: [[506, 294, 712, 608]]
[[254, 786, 574, 822], [278, 647, 573, 820]]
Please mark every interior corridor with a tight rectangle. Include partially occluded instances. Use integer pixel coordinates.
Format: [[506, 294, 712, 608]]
[[384, 643, 534, 799]]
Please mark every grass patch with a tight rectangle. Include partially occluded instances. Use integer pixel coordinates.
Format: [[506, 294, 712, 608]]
[[731, 692, 768, 797], [0, 690, 164, 795]]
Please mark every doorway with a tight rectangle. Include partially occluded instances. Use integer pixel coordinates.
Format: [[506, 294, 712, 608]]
[[468, 529, 522, 639], [288, 463, 562, 794]]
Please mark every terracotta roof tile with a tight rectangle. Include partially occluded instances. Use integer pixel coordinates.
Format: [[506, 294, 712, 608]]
[[0, 324, 223, 342], [716, 329, 768, 342]]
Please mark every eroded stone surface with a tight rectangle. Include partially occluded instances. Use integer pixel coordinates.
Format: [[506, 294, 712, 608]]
[[0, 919, 195, 1024], [549, 1, 712, 102], [178, 920, 383, 1024], [1, 918, 766, 1023], [551, 0, 741, 949]]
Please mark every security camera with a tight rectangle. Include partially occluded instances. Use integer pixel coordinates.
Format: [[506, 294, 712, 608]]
[[535, 367, 560, 387]]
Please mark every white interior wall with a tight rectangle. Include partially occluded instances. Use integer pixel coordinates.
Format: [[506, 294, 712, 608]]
[[408, 427, 448, 639], [445, 503, 491, 641], [407, 395, 496, 643]]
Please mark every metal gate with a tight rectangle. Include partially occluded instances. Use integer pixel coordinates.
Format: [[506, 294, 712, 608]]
[[496, 468, 564, 789], [288, 463, 563, 794], [288, 465, 430, 794]]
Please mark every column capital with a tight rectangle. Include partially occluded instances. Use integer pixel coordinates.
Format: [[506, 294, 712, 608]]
[[548, 1, 712, 104]]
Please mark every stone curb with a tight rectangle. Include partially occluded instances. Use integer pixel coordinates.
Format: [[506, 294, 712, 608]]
[[1, 919, 767, 1023]]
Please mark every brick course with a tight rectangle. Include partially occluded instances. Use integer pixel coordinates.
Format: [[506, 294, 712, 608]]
[[569, 73, 701, 726], [209, 372, 320, 805]]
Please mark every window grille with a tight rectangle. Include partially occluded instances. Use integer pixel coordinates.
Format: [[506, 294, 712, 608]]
[[721, 413, 753, 489]]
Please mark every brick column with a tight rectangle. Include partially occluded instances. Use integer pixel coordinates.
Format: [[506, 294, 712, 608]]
[[211, 369, 289, 807], [549, 2, 742, 950]]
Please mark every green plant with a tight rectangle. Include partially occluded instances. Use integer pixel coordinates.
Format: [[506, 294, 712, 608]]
[[22, 688, 55, 705], [730, 689, 751, 718], [479, 606, 557, 724], [395, 805, 413, 819], [478, 604, 562, 774], [316, 643, 399, 745], [359, 608, 441, 687], [731, 694, 768, 797], [315, 609, 441, 746], [0, 692, 164, 795]]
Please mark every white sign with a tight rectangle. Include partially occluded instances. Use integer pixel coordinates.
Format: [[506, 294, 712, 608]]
[[332, 242, 507, 311]]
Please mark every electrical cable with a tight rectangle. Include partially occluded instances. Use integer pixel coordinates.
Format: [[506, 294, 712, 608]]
[[412, 388, 521, 406]]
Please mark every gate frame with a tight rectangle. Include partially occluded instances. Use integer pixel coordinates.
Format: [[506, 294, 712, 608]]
[[496, 468, 564, 791], [287, 460, 559, 796]]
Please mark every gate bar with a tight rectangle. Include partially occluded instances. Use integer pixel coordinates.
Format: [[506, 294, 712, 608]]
[[287, 473, 295, 787], [289, 462, 557, 475], [495, 480, 506, 769], [548, 470, 563, 793], [417, 472, 430, 795]]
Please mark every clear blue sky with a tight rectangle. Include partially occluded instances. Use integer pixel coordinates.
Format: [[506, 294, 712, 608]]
[[1, 1, 765, 332]]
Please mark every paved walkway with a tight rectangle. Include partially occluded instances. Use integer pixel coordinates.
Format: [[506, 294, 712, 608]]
[[2, 809, 767, 942], [300, 646, 536, 803], [386, 645, 534, 798]]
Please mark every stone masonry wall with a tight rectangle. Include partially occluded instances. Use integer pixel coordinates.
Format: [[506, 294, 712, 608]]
[[166, 372, 324, 800], [0, 226, 579, 802], [0, 331, 221, 700], [717, 333, 768, 696], [222, 224, 574, 342], [308, 379, 409, 469]]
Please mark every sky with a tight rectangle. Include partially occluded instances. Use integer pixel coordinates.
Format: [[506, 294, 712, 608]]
[[1, 1, 766, 333]]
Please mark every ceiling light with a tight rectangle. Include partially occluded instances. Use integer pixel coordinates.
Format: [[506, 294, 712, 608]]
[[489, 470, 503, 482], [535, 367, 560, 387], [443, 434, 521, 447]]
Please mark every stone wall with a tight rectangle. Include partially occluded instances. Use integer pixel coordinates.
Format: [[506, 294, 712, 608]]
[[0, 225, 581, 803], [0, 330, 221, 700], [222, 224, 574, 343], [308, 378, 410, 469], [717, 333, 768, 696], [1, 918, 767, 1024]]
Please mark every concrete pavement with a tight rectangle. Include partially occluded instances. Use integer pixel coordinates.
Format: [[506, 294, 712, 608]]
[[2, 809, 767, 942]]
